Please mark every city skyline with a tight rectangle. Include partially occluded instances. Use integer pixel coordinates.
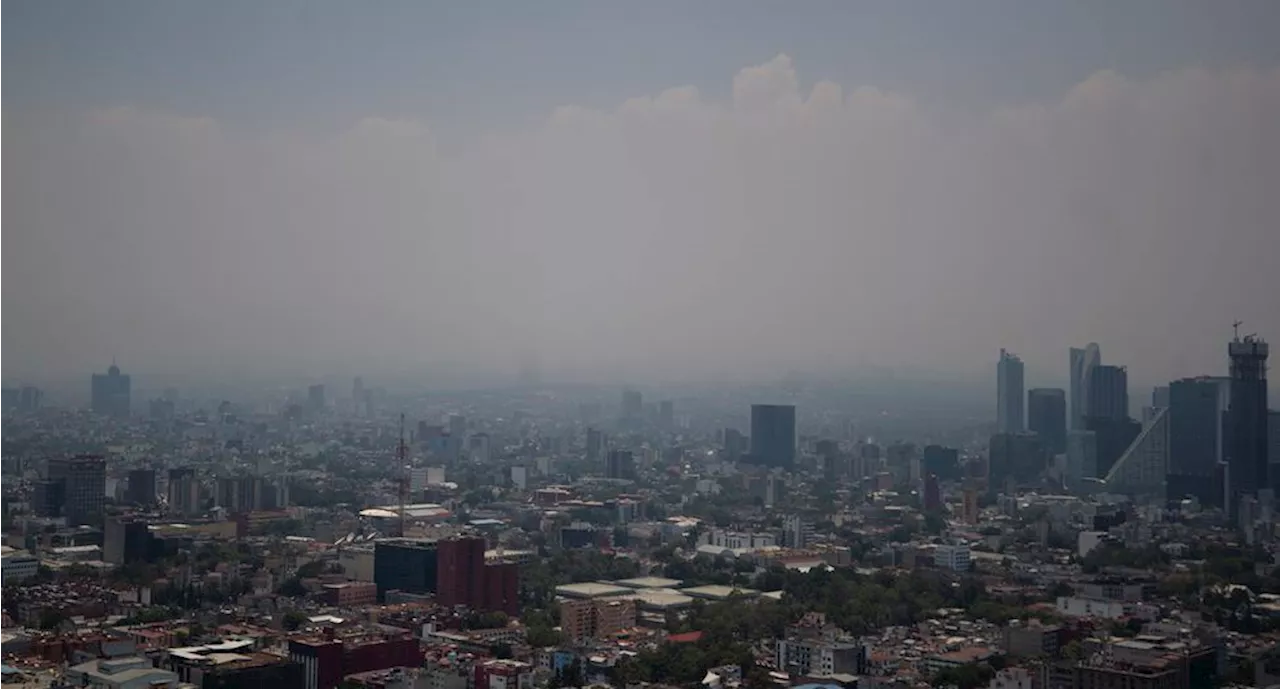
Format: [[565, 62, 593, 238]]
[[5, 2, 1280, 385]]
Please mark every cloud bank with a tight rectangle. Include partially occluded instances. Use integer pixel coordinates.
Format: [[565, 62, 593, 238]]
[[5, 56, 1279, 387]]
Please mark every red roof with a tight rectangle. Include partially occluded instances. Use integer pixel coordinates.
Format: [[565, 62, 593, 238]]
[[668, 631, 704, 644]]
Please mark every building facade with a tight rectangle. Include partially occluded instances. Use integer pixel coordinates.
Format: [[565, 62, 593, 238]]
[[1028, 388, 1068, 455], [1227, 336, 1269, 518], [91, 364, 132, 418], [749, 404, 797, 468], [997, 349, 1025, 433]]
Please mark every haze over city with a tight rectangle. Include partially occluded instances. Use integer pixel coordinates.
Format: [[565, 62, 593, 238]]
[[5, 1, 1280, 390]]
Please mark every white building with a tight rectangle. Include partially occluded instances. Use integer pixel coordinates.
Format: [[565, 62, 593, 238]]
[[988, 667, 1035, 689], [933, 543, 971, 572], [782, 515, 814, 549], [66, 657, 180, 689], [703, 529, 776, 550], [1, 547, 39, 583]]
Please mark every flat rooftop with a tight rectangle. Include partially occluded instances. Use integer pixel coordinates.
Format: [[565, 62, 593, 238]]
[[613, 576, 683, 589], [680, 585, 761, 601], [611, 588, 694, 610], [554, 582, 634, 599]]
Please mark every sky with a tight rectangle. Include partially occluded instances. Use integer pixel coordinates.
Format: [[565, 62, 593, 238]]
[[4, 1, 1280, 391]]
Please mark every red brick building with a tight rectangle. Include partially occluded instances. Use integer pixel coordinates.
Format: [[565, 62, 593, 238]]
[[437, 536, 519, 616], [322, 582, 378, 608], [288, 629, 421, 689]]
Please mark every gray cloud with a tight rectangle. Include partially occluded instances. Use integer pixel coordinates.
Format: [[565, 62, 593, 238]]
[[5, 56, 1279, 387]]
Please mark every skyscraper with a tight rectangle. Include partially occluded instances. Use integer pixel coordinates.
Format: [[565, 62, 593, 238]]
[[621, 390, 642, 420], [1088, 365, 1129, 421], [659, 400, 675, 428], [167, 467, 201, 516], [307, 384, 326, 414], [605, 450, 636, 480], [47, 455, 106, 526], [1167, 377, 1222, 505], [750, 404, 797, 467], [1227, 334, 1269, 518], [91, 364, 131, 418], [1066, 430, 1098, 489], [1070, 343, 1101, 430], [997, 349, 1025, 433], [1027, 388, 1067, 454], [126, 468, 157, 507]]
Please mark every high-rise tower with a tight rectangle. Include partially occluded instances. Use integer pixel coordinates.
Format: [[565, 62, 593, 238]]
[[91, 363, 131, 418], [750, 404, 797, 468], [1167, 377, 1223, 506], [997, 349, 1025, 433], [1087, 365, 1129, 421], [1227, 328, 1269, 519], [1027, 388, 1067, 455], [1069, 343, 1101, 430]]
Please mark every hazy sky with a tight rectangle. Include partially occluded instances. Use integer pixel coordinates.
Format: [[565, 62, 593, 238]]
[[4, 1, 1280, 389]]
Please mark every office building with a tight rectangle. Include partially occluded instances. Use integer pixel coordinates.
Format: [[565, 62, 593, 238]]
[[104, 516, 154, 565], [32, 478, 66, 519], [934, 543, 971, 572], [997, 349, 1025, 433], [921, 445, 961, 481], [604, 450, 636, 480], [749, 404, 797, 467], [1066, 430, 1098, 489], [126, 469, 156, 507], [782, 514, 814, 548], [561, 598, 637, 643], [988, 433, 1045, 486], [1, 548, 40, 583], [659, 400, 674, 428], [1002, 620, 1063, 659], [47, 455, 106, 526], [437, 536, 519, 615], [289, 632, 419, 689], [1070, 343, 1102, 430], [1088, 365, 1130, 421], [1271, 411, 1280, 492], [1104, 407, 1170, 497], [373, 538, 438, 601], [776, 635, 866, 678], [149, 398, 175, 421], [168, 468, 201, 516], [307, 384, 326, 414], [1085, 416, 1142, 479], [1227, 335, 1269, 517], [621, 389, 642, 420], [922, 474, 943, 513], [1152, 385, 1171, 409], [1167, 377, 1222, 505], [586, 428, 604, 464], [91, 363, 131, 418], [723, 428, 747, 460], [1027, 388, 1067, 454]]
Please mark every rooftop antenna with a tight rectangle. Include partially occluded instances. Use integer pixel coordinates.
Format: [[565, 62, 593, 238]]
[[1233, 320, 1244, 340], [397, 413, 408, 537]]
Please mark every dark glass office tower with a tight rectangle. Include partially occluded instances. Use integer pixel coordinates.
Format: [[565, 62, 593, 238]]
[[750, 404, 796, 468], [1227, 335, 1269, 519], [1088, 365, 1129, 421], [1167, 377, 1222, 506], [1027, 388, 1067, 455]]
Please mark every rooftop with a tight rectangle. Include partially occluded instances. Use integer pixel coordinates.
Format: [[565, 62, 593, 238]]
[[680, 585, 760, 600], [555, 582, 634, 599], [613, 576, 683, 589]]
